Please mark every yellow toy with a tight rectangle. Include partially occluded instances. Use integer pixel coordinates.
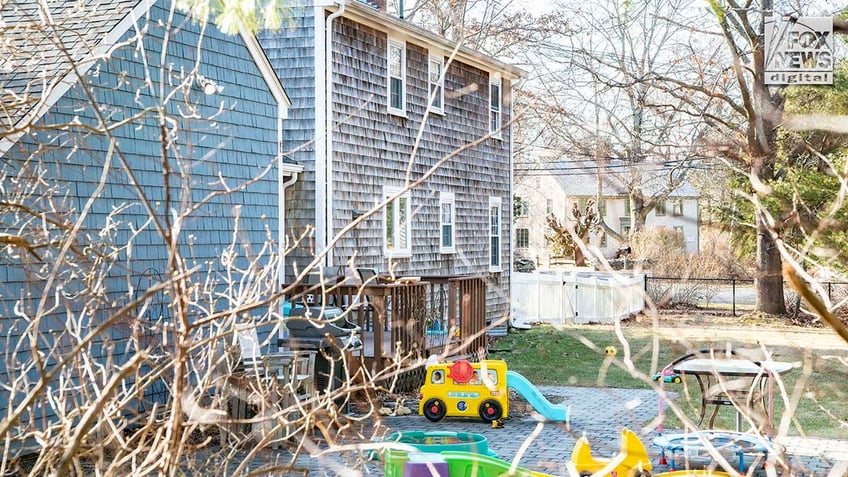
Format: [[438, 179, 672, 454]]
[[418, 360, 509, 423], [570, 428, 652, 477]]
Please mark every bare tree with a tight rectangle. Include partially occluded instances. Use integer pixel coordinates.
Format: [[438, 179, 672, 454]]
[[544, 198, 600, 266], [515, 0, 710, 249]]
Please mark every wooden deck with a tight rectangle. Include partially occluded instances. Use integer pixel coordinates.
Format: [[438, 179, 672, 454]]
[[282, 274, 488, 384]]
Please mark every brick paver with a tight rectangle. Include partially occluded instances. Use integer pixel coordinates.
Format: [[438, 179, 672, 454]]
[[191, 385, 847, 476]]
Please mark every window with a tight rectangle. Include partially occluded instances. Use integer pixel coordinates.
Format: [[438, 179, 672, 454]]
[[624, 198, 631, 216], [489, 197, 502, 271], [546, 199, 553, 215], [672, 199, 684, 216], [428, 55, 444, 114], [598, 198, 607, 217], [655, 200, 666, 216], [439, 192, 455, 253], [516, 228, 529, 249], [599, 230, 607, 247], [577, 196, 588, 213], [384, 186, 411, 256], [515, 197, 529, 217], [489, 75, 502, 138], [619, 217, 631, 235], [387, 39, 406, 115]]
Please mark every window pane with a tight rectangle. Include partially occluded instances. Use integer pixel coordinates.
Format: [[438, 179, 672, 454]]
[[490, 83, 501, 110], [430, 59, 443, 110], [386, 201, 395, 248], [398, 197, 408, 249], [389, 45, 402, 76], [442, 225, 452, 247], [517, 228, 529, 248], [490, 111, 500, 133], [490, 236, 500, 266], [430, 60, 440, 83], [673, 200, 683, 216], [390, 77, 403, 109]]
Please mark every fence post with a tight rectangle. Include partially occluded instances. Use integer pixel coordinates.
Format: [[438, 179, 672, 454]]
[[732, 278, 737, 316]]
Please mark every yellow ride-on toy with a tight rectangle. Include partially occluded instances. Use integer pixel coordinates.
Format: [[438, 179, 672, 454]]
[[570, 428, 652, 477]]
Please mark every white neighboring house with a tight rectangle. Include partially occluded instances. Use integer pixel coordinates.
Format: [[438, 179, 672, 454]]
[[514, 159, 700, 267]]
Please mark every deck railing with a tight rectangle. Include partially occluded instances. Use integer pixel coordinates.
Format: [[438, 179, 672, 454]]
[[282, 274, 488, 382]]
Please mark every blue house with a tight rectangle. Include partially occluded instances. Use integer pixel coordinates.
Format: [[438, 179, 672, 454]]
[[0, 0, 299, 454]]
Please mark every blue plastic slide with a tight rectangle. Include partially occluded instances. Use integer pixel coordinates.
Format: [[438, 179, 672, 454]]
[[506, 370, 568, 422]]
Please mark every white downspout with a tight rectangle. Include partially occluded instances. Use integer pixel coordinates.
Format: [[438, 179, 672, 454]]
[[322, 0, 346, 268]]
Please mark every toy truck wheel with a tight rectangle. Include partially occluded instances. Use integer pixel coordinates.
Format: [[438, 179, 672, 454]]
[[672, 375, 682, 384], [478, 399, 503, 423], [632, 471, 651, 477], [423, 398, 447, 422], [579, 472, 592, 477]]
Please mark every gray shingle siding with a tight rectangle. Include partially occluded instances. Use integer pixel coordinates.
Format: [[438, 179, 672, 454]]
[[1, 2, 281, 442], [327, 15, 512, 324], [259, 5, 318, 277]]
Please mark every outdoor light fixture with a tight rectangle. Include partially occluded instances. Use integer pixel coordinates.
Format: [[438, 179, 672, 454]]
[[196, 74, 221, 95]]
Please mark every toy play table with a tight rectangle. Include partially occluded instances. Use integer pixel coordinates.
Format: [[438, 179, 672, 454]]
[[652, 430, 775, 472]]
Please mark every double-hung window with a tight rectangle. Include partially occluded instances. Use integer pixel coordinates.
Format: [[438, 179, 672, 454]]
[[516, 228, 529, 249], [489, 196, 502, 271], [489, 75, 502, 138], [439, 192, 455, 253], [387, 39, 406, 115], [655, 199, 666, 216], [672, 199, 684, 216], [384, 186, 411, 257], [428, 55, 444, 114]]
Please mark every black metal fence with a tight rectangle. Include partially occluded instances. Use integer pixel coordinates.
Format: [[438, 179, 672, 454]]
[[643, 276, 848, 316]]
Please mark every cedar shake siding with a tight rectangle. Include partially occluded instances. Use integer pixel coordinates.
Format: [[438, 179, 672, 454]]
[[260, 4, 516, 329], [259, 3, 319, 276]]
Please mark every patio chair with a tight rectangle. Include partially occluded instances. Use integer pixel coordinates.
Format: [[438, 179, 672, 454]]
[[218, 325, 316, 448]]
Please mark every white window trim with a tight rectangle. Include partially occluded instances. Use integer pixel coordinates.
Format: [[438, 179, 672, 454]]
[[384, 186, 412, 258], [439, 191, 455, 253], [489, 75, 502, 139], [489, 196, 502, 272], [428, 54, 445, 115], [387, 38, 407, 116]]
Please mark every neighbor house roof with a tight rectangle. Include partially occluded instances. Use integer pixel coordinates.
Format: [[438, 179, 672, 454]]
[[550, 160, 699, 198]]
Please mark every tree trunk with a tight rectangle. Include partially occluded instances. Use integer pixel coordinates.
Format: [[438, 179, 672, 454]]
[[755, 219, 786, 315]]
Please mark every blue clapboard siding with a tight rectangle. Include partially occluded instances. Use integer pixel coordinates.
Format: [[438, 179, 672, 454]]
[[0, 2, 281, 445]]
